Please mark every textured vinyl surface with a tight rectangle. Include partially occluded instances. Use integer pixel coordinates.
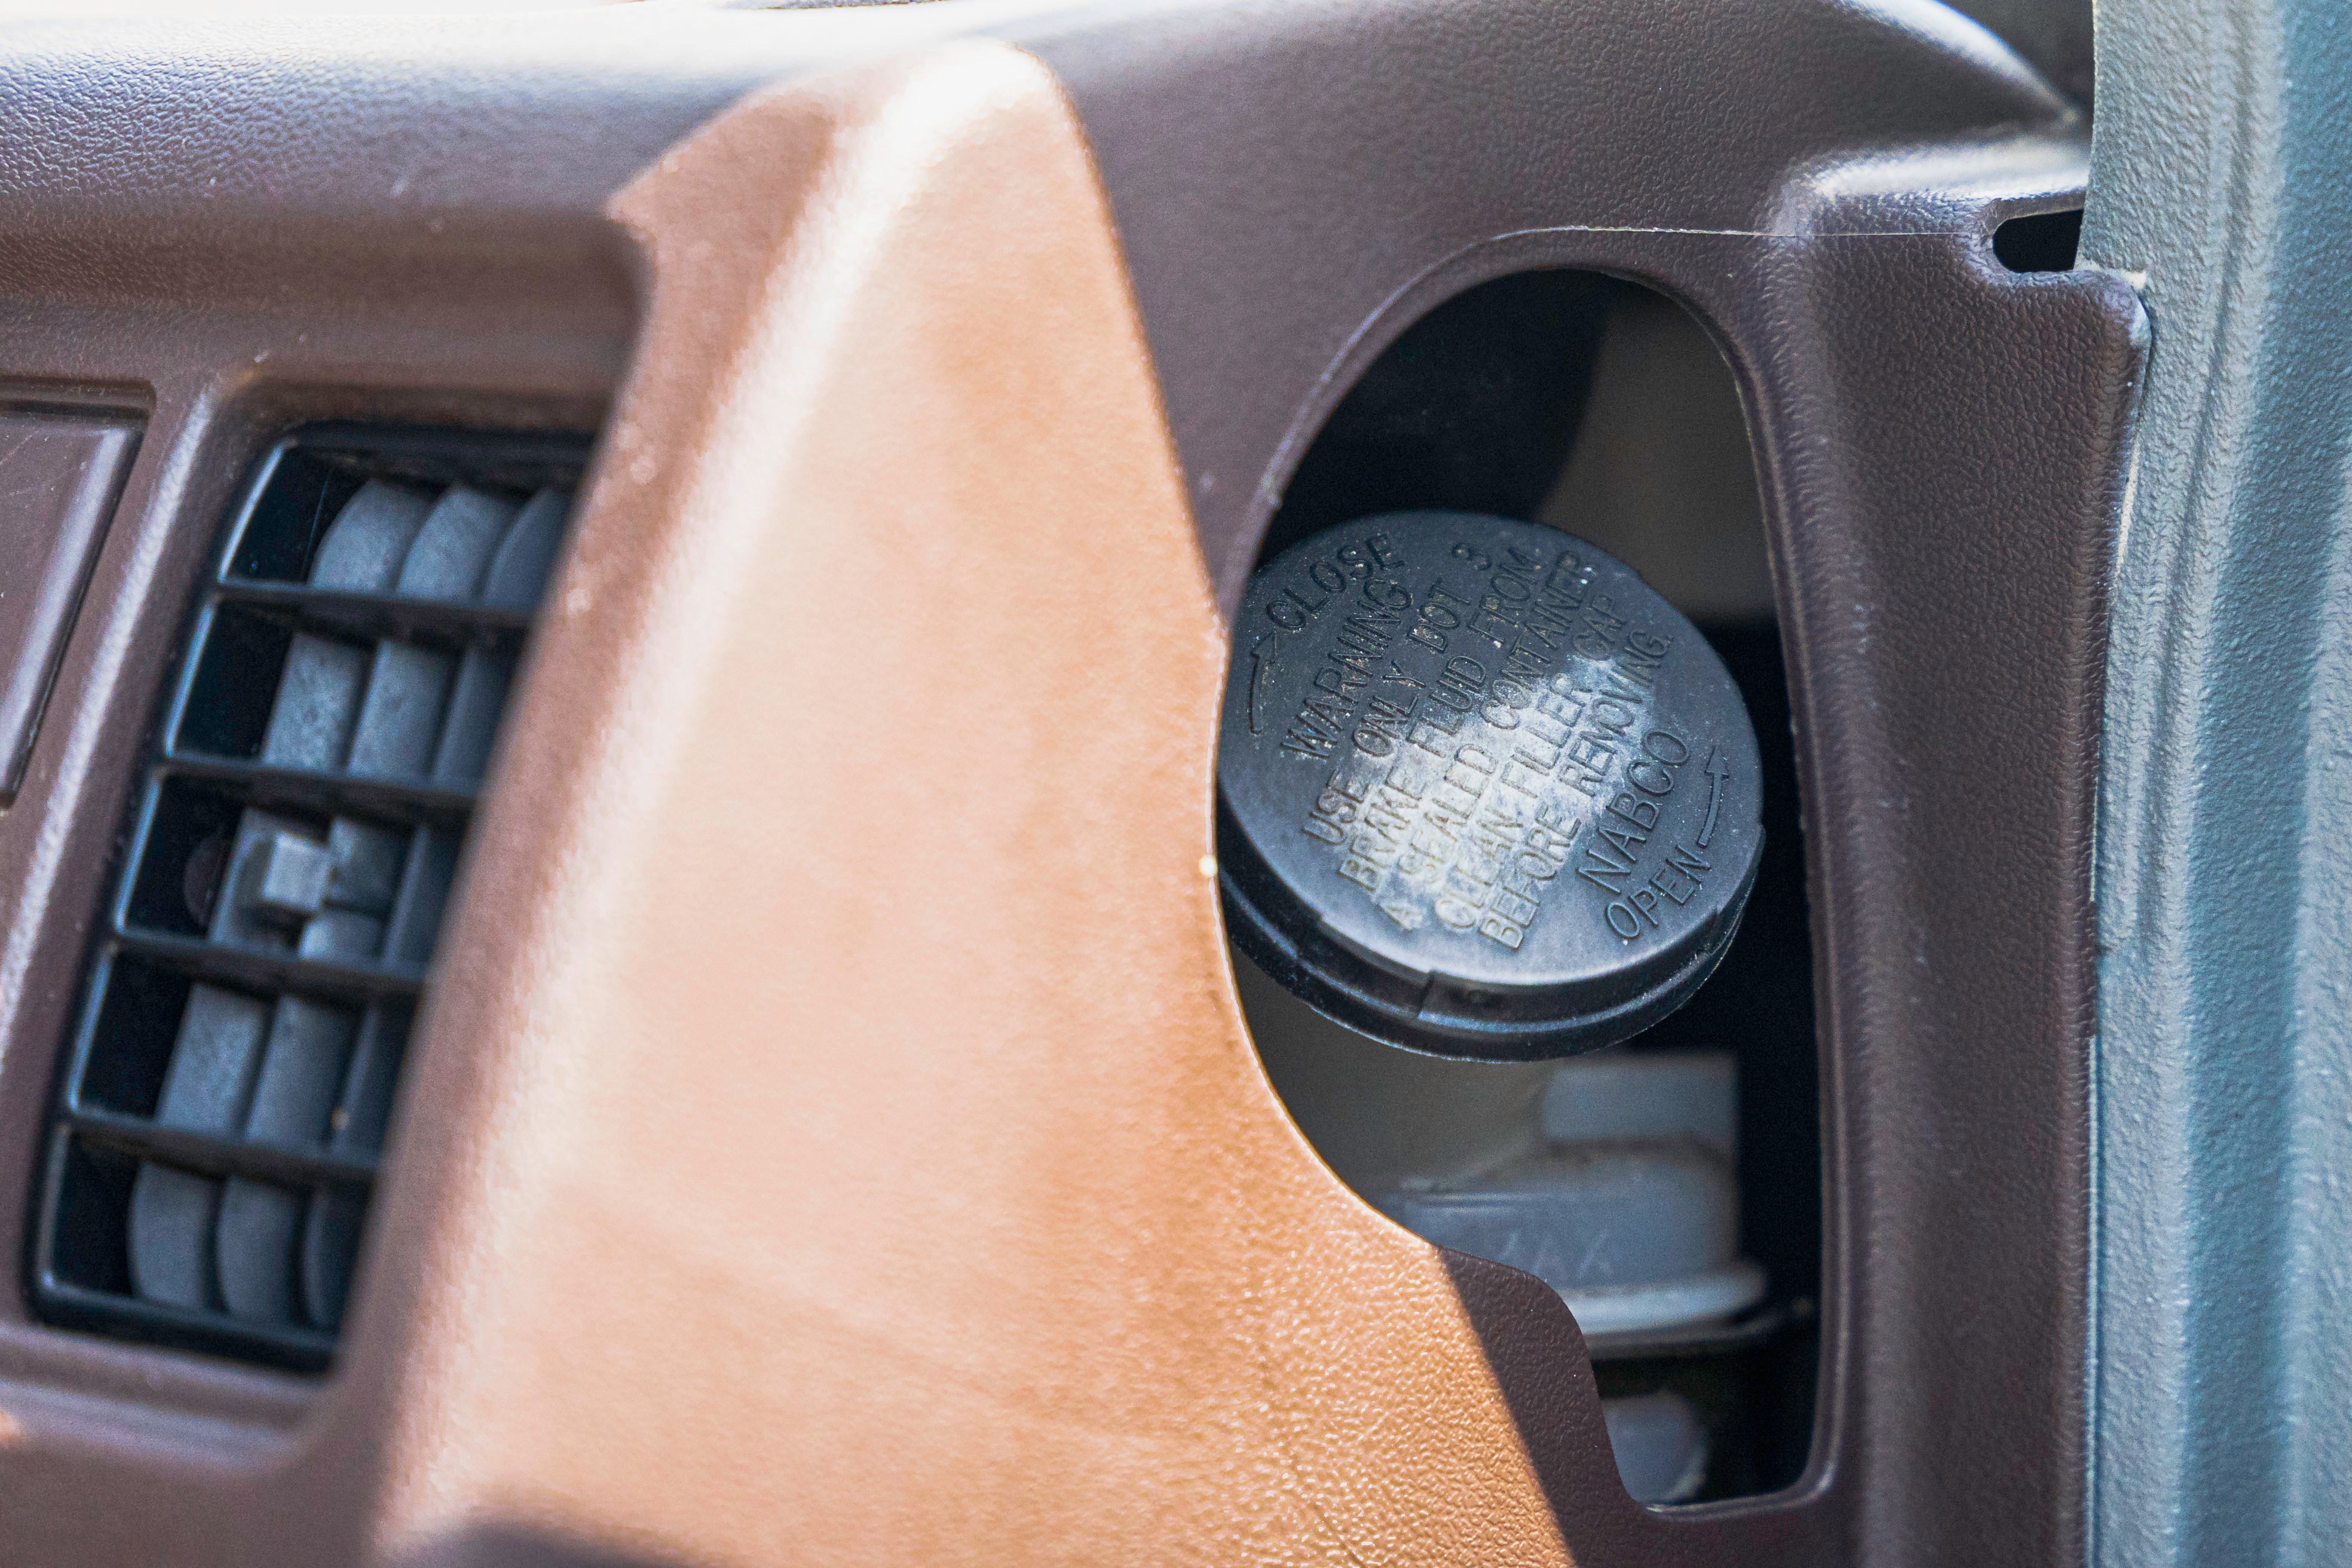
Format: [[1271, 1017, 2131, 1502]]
[[0, 2, 2145, 1563]]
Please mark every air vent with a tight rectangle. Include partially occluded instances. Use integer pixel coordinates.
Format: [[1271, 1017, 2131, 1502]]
[[29, 427, 584, 1371]]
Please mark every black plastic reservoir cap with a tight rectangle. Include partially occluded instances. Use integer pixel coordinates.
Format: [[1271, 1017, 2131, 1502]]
[[1218, 511, 1763, 1060]]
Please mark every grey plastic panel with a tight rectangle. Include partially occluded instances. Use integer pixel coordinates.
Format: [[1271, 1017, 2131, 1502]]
[[2085, 0, 2352, 1560]]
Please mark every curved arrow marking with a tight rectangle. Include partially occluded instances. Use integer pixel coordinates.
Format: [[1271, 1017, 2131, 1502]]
[[1699, 745, 1731, 849]]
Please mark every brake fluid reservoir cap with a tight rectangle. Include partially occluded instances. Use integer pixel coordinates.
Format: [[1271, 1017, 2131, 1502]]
[[1218, 511, 1764, 1061]]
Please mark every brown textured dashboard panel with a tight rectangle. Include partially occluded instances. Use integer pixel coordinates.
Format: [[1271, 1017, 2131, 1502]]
[[370, 44, 1592, 1566]]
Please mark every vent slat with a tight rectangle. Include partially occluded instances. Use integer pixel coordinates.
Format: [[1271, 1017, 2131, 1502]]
[[66, 1108, 378, 1189], [212, 580, 529, 644], [111, 932, 425, 1002], [154, 756, 478, 821], [35, 1279, 338, 1371]]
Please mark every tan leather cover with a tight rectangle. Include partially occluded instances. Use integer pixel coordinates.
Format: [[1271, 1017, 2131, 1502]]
[[368, 41, 1580, 1567]]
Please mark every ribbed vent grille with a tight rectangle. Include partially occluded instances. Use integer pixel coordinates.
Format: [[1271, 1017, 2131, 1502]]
[[31, 428, 584, 1370]]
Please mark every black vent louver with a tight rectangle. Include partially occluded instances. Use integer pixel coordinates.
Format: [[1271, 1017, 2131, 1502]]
[[30, 428, 584, 1371]]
